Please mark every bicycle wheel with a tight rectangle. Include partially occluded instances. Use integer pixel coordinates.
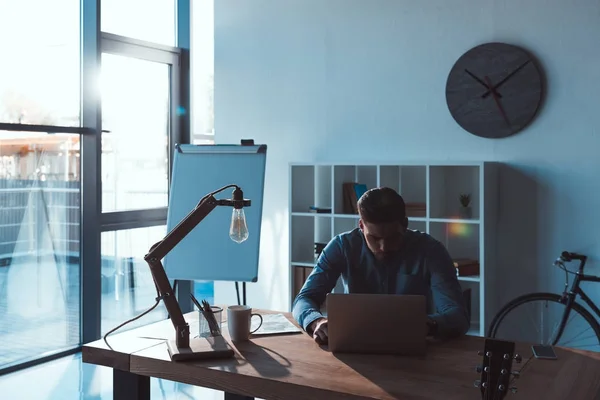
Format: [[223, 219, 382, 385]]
[[488, 292, 600, 352]]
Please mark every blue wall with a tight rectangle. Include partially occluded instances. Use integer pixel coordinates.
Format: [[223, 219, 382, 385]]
[[213, 0, 600, 316]]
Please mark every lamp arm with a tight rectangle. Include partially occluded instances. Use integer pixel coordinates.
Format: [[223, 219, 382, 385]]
[[144, 195, 218, 348]]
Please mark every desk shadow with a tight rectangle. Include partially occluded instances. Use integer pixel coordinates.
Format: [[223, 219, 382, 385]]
[[232, 340, 291, 378], [329, 340, 459, 399], [330, 351, 427, 399]]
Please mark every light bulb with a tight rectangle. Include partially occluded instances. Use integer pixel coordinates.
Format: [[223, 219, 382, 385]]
[[229, 208, 249, 243]]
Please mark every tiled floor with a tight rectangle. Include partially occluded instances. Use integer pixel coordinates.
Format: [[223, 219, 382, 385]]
[[0, 352, 224, 400]]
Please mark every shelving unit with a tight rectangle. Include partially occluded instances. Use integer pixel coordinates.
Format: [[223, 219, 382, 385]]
[[289, 162, 498, 337]]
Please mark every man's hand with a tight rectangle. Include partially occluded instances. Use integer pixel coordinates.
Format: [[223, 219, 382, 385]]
[[308, 318, 329, 344]]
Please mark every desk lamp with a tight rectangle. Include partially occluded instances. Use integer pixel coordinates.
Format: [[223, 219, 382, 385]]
[[144, 184, 250, 361]]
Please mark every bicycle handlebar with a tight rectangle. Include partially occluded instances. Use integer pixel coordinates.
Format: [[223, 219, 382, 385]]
[[560, 251, 587, 263]]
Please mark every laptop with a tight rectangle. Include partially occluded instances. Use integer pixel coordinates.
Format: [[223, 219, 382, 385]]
[[326, 293, 427, 356]]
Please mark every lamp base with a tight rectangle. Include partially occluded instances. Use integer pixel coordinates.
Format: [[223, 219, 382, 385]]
[[167, 335, 235, 362]]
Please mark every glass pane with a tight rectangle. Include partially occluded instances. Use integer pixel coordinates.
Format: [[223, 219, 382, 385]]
[[101, 226, 169, 336], [0, 132, 80, 368], [101, 53, 170, 212], [191, 0, 215, 143], [0, 0, 80, 125], [101, 0, 176, 46]]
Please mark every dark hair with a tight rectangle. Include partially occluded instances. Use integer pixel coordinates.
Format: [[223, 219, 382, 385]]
[[357, 187, 406, 224]]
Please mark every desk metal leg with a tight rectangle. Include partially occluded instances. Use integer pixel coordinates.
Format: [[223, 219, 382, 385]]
[[225, 393, 254, 400], [113, 369, 150, 400]]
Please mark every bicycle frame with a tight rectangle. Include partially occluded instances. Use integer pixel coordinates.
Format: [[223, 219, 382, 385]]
[[554, 254, 600, 343]]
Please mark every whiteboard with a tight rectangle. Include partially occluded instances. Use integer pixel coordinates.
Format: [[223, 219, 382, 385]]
[[164, 144, 267, 282]]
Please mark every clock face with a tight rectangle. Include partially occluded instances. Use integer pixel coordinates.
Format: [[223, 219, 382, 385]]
[[445, 42, 543, 139]]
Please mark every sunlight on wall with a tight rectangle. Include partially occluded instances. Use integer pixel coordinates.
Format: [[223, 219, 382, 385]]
[[257, 209, 289, 310], [215, 207, 290, 311]]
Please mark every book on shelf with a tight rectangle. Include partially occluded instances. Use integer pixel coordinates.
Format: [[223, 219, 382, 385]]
[[405, 202, 426, 217], [309, 206, 331, 213], [343, 182, 367, 214], [453, 258, 480, 276], [293, 265, 313, 298]]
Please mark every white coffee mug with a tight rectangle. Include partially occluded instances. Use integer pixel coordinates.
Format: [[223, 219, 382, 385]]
[[227, 305, 263, 341]]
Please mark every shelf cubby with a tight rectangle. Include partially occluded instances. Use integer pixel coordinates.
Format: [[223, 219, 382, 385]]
[[291, 215, 315, 264], [291, 214, 332, 264], [379, 165, 400, 191], [333, 166, 356, 214], [380, 165, 427, 217], [291, 165, 315, 213], [400, 166, 427, 205], [314, 215, 332, 245], [408, 219, 426, 233], [429, 220, 480, 261], [429, 165, 480, 220], [459, 280, 481, 335], [334, 216, 359, 236], [356, 165, 377, 191], [314, 165, 332, 210]]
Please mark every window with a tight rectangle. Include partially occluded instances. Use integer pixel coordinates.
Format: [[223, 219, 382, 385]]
[[191, 0, 215, 144], [0, 0, 80, 126], [100, 226, 168, 335], [100, 53, 170, 212], [0, 0, 196, 375], [0, 132, 80, 368], [101, 0, 176, 46]]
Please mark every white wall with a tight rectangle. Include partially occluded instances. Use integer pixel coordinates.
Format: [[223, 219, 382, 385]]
[[213, 0, 600, 317]]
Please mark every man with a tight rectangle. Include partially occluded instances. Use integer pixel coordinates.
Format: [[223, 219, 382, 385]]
[[292, 187, 470, 344]]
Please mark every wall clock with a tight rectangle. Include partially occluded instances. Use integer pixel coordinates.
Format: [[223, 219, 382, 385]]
[[445, 42, 544, 139]]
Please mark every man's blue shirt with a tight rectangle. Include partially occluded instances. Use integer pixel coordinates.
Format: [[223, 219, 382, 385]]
[[292, 228, 470, 338]]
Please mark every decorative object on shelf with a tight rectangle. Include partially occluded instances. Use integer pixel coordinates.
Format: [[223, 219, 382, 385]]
[[309, 206, 331, 214], [474, 338, 520, 399], [454, 258, 480, 276], [342, 182, 368, 214], [315, 242, 327, 260], [446, 42, 544, 139], [459, 193, 472, 219], [405, 202, 426, 217]]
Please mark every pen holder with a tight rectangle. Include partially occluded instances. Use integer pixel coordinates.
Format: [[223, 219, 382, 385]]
[[198, 306, 223, 338]]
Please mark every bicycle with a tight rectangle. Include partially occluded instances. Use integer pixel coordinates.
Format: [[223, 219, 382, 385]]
[[487, 251, 600, 352]]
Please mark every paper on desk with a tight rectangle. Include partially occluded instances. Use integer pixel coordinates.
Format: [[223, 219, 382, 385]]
[[250, 313, 302, 336]]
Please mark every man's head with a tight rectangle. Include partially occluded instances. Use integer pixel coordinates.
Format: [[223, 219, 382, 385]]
[[357, 187, 408, 261]]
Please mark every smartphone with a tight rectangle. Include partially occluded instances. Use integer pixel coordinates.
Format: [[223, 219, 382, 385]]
[[531, 345, 558, 360]]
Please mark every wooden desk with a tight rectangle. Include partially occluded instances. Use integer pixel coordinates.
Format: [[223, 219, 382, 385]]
[[83, 309, 600, 400]]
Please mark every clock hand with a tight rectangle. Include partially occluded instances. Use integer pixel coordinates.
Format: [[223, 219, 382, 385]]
[[481, 59, 531, 98], [484, 76, 511, 129], [464, 69, 503, 98]]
